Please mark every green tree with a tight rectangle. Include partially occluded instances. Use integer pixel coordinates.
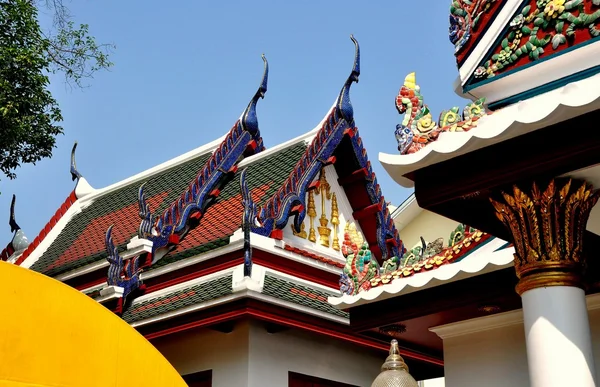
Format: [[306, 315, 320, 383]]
[[0, 0, 112, 183]]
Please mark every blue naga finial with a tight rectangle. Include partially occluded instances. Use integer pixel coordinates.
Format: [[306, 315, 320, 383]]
[[241, 54, 269, 138], [336, 34, 360, 125], [137, 183, 155, 239], [70, 141, 82, 182], [240, 168, 255, 277], [105, 225, 142, 307], [105, 225, 123, 286], [9, 194, 19, 233]]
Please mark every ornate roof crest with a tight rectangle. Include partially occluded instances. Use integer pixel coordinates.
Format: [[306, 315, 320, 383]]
[[394, 72, 488, 155]]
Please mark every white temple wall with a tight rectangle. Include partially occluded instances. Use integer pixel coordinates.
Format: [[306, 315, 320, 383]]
[[399, 209, 459, 249], [151, 321, 251, 386], [151, 319, 383, 386], [430, 294, 600, 387], [246, 319, 381, 387]]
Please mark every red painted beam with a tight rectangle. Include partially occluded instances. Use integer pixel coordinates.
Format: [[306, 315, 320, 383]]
[[352, 200, 384, 220], [246, 309, 444, 366], [337, 168, 368, 186]]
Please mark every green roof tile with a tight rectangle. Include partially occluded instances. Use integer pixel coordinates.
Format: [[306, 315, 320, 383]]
[[262, 275, 348, 319], [122, 274, 233, 323], [31, 141, 307, 277]]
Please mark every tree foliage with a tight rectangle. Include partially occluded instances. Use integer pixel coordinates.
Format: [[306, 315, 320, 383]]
[[0, 0, 112, 183]]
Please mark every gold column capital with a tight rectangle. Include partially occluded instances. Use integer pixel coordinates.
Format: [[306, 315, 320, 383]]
[[490, 178, 599, 295]]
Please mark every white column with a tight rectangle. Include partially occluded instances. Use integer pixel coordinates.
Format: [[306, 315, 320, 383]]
[[522, 286, 596, 387]]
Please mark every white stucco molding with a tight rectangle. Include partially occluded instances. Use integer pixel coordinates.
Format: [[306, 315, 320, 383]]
[[467, 39, 600, 104], [430, 293, 600, 340], [130, 263, 348, 328], [232, 263, 265, 293], [380, 71, 600, 188], [74, 176, 95, 199], [95, 285, 124, 303]]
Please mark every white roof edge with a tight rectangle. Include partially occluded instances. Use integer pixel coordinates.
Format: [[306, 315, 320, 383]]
[[379, 72, 600, 188], [20, 200, 84, 269], [328, 237, 513, 308]]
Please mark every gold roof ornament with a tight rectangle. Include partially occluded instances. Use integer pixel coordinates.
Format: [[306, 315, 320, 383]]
[[371, 340, 418, 387]]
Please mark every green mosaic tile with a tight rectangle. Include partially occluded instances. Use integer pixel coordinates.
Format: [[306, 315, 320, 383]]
[[122, 274, 233, 323], [262, 275, 349, 319]]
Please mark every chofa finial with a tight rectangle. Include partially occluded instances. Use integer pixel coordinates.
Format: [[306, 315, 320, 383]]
[[336, 34, 361, 124], [70, 141, 82, 181], [241, 54, 269, 137], [240, 168, 255, 277], [9, 194, 19, 233]]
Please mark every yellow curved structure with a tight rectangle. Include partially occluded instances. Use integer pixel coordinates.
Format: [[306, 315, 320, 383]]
[[0, 261, 186, 387]]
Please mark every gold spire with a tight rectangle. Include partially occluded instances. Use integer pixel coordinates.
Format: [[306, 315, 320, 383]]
[[331, 193, 340, 251], [307, 190, 317, 243], [316, 168, 332, 247]]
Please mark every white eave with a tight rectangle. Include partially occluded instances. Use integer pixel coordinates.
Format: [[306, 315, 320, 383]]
[[380, 72, 600, 188], [328, 237, 513, 309], [390, 193, 422, 232]]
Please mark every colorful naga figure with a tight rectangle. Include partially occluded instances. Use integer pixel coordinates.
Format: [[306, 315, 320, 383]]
[[339, 223, 380, 296], [394, 72, 488, 155]]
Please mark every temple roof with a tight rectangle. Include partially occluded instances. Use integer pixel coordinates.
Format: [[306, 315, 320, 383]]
[[27, 139, 307, 277]]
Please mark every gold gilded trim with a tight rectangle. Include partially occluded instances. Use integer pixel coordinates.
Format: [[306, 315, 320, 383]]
[[490, 178, 599, 295]]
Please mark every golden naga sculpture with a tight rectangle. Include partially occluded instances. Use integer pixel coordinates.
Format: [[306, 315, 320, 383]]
[[490, 178, 600, 295]]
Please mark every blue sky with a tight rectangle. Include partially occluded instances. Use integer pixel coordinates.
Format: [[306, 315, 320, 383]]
[[0, 1, 470, 242]]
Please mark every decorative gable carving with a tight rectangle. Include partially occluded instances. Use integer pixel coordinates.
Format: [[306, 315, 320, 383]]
[[283, 165, 365, 258]]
